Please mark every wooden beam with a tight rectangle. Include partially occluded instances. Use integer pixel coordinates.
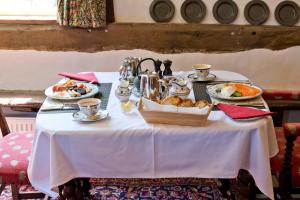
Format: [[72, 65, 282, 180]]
[[0, 23, 300, 53]]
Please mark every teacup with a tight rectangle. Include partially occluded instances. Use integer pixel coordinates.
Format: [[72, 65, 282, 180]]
[[77, 98, 101, 116], [193, 64, 212, 79]]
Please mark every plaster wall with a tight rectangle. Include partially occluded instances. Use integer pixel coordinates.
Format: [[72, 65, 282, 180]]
[[0, 47, 299, 90], [114, 0, 300, 26]]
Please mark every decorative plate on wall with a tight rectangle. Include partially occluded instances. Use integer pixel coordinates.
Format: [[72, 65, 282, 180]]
[[213, 0, 238, 24], [275, 1, 300, 26], [150, 0, 175, 22], [181, 0, 206, 23], [244, 0, 269, 25]]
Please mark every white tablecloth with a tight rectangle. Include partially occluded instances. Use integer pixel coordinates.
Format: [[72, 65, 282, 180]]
[[28, 71, 278, 199]]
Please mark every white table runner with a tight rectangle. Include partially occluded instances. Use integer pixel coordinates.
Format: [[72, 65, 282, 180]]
[[28, 71, 278, 199]]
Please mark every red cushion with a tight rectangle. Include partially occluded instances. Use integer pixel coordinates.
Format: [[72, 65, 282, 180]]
[[263, 89, 300, 100], [0, 132, 33, 184], [271, 128, 300, 187]]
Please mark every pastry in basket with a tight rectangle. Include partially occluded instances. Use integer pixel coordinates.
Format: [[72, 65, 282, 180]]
[[178, 99, 194, 107], [194, 100, 208, 108], [160, 96, 182, 106]]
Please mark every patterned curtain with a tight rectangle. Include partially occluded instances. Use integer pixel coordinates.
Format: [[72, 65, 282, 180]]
[[57, 0, 106, 28]]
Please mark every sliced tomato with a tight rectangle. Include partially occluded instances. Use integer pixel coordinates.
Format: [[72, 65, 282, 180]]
[[52, 85, 59, 92], [78, 84, 85, 89], [52, 85, 66, 92]]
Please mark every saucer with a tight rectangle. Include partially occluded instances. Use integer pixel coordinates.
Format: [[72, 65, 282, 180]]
[[73, 110, 109, 122], [188, 73, 216, 82], [169, 88, 191, 97]]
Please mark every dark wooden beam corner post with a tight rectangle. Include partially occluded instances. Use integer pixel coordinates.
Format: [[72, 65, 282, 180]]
[[106, 0, 115, 23]]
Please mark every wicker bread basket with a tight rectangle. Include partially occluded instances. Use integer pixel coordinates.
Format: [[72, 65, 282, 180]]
[[138, 98, 213, 127]]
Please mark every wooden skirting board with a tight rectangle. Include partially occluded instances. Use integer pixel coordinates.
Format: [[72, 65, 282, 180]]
[[0, 23, 300, 53]]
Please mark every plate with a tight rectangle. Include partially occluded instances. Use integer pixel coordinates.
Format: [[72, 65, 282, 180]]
[[275, 1, 300, 26], [150, 0, 175, 22], [73, 110, 109, 122], [169, 90, 191, 97], [213, 0, 238, 24], [45, 83, 99, 100], [244, 0, 269, 25], [207, 83, 262, 100], [181, 0, 206, 23], [188, 73, 216, 82]]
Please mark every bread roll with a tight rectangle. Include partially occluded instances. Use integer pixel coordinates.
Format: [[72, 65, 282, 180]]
[[178, 99, 194, 107], [194, 100, 208, 108], [161, 96, 182, 106]]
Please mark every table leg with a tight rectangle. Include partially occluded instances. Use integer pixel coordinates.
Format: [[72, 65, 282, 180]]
[[58, 178, 91, 200], [236, 169, 256, 200], [219, 179, 233, 199]]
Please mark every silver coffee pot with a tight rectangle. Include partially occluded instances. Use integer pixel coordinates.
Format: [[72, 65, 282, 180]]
[[140, 72, 168, 101]]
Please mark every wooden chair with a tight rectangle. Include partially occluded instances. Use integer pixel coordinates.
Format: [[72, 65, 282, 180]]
[[0, 105, 45, 200], [271, 123, 300, 199], [263, 89, 300, 199]]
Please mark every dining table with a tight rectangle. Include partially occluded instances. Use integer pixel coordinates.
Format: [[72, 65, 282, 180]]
[[27, 70, 279, 200]]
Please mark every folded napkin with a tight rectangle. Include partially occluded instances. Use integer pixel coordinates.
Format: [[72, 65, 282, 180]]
[[217, 103, 275, 119], [58, 72, 99, 83]]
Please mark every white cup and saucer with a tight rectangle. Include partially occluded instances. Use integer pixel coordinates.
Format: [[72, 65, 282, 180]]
[[188, 64, 216, 82], [169, 79, 191, 98], [73, 98, 109, 122]]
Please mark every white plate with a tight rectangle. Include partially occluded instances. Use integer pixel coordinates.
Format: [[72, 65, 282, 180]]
[[45, 83, 99, 100], [188, 73, 216, 82], [169, 89, 191, 98], [207, 83, 262, 100], [72, 110, 109, 122]]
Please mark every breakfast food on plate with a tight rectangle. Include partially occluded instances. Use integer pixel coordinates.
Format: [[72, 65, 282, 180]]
[[161, 96, 182, 106], [178, 99, 194, 107], [51, 80, 92, 98], [194, 100, 208, 108], [221, 85, 236, 97], [220, 83, 261, 97]]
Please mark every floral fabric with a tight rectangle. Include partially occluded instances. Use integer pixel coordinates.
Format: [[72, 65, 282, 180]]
[[57, 0, 106, 28], [90, 178, 218, 187], [90, 185, 221, 200], [0, 183, 221, 200]]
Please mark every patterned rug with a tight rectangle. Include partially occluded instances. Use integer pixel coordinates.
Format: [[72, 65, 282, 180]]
[[0, 178, 222, 200]]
